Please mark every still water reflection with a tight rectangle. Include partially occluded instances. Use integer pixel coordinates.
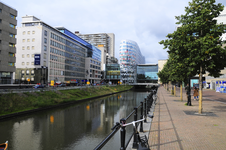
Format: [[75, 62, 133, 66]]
[[0, 90, 149, 150]]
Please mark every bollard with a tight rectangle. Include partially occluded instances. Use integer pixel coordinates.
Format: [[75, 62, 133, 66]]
[[144, 98, 147, 122], [140, 102, 144, 132], [120, 118, 126, 150]]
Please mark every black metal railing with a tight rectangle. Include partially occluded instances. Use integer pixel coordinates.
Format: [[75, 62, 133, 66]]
[[94, 87, 158, 150]]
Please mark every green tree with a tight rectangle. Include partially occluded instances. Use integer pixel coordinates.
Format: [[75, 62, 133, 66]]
[[161, 0, 226, 113]]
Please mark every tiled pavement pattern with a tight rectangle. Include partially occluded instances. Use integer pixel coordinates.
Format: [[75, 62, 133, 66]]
[[148, 86, 226, 150]]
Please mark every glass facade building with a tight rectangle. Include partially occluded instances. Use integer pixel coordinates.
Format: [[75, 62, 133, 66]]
[[119, 40, 145, 83], [137, 64, 158, 83], [105, 64, 120, 84]]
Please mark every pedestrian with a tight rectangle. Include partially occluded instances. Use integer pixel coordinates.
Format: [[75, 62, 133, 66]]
[[193, 87, 199, 100]]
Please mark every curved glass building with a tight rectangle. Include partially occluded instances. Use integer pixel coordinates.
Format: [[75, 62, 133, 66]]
[[119, 40, 145, 83]]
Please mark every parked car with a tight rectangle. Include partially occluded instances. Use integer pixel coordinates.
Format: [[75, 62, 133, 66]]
[[33, 84, 44, 89], [58, 83, 66, 87]]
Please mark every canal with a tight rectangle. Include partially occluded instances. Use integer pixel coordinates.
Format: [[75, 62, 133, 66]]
[[0, 89, 150, 150]]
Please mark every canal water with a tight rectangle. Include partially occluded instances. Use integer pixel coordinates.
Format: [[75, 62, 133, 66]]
[[0, 89, 149, 150]]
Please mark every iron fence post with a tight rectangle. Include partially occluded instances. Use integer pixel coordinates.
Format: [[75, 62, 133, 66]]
[[120, 118, 126, 150], [140, 101, 143, 132], [144, 98, 147, 122]]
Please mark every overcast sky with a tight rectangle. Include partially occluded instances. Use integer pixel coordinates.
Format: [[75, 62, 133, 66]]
[[3, 0, 226, 64]]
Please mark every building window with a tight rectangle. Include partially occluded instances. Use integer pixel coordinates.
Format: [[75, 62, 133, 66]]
[[27, 31, 30, 35], [27, 39, 30, 42], [10, 24, 16, 28], [0, 50, 1, 54], [32, 38, 35, 42], [44, 45, 47, 51], [9, 43, 15, 47], [31, 77, 34, 81], [22, 54, 25, 58], [32, 46, 35, 50], [26, 70, 29, 75], [0, 30, 1, 33], [9, 53, 15, 57], [26, 62, 29, 65], [11, 14, 16, 19], [23, 31, 25, 35], [22, 46, 25, 50], [44, 53, 47, 59], [32, 31, 35, 34], [22, 62, 25, 65], [0, 9, 2, 13], [22, 39, 25, 42], [44, 61, 46, 66], [31, 62, 34, 65], [0, 19, 2, 23], [8, 62, 15, 66], [44, 30, 47, 36], [27, 54, 30, 58], [32, 54, 34, 57], [44, 38, 47, 44], [27, 46, 30, 50]]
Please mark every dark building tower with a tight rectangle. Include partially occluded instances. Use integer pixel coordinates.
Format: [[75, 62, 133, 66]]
[[0, 2, 17, 84]]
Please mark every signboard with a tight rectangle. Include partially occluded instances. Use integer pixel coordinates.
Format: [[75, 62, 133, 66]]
[[107, 71, 120, 75], [34, 54, 41, 65], [51, 80, 54, 86]]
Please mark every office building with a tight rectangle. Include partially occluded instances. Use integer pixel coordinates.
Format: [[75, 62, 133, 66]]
[[16, 16, 101, 85], [119, 40, 145, 83], [105, 63, 120, 84], [0, 2, 17, 84], [136, 64, 158, 83]]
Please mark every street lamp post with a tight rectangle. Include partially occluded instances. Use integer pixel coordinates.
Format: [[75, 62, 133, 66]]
[[187, 76, 192, 106]]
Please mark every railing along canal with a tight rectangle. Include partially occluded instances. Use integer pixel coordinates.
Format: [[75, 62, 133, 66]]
[[94, 87, 158, 150]]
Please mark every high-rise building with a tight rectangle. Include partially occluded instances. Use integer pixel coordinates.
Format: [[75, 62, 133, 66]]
[[119, 40, 145, 83], [16, 16, 101, 85], [0, 2, 17, 84], [76, 32, 116, 70]]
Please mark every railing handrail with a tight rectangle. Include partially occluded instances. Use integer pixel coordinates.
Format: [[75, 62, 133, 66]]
[[94, 88, 158, 150]]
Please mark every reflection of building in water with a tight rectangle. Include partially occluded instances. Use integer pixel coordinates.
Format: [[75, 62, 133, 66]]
[[12, 118, 41, 150]]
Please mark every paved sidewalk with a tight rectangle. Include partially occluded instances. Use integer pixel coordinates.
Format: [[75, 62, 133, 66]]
[[148, 86, 226, 150]]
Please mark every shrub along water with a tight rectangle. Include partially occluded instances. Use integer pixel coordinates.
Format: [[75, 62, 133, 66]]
[[0, 85, 132, 116]]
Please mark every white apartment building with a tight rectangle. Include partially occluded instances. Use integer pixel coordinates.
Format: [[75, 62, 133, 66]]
[[16, 16, 90, 85]]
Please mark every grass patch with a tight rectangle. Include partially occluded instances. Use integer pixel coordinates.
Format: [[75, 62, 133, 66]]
[[0, 85, 132, 116]]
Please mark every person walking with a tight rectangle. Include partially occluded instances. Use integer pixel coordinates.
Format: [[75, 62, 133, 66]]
[[193, 87, 199, 100]]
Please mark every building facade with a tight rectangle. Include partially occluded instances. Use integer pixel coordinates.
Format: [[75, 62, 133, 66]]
[[85, 45, 101, 84], [105, 63, 120, 84], [136, 64, 158, 83], [16, 16, 101, 85], [158, 59, 167, 84], [119, 40, 145, 83], [76, 32, 116, 70], [204, 7, 226, 89], [0, 2, 17, 84]]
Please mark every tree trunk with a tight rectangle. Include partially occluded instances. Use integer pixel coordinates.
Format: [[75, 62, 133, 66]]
[[199, 65, 203, 114], [180, 82, 183, 101], [174, 85, 176, 96]]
